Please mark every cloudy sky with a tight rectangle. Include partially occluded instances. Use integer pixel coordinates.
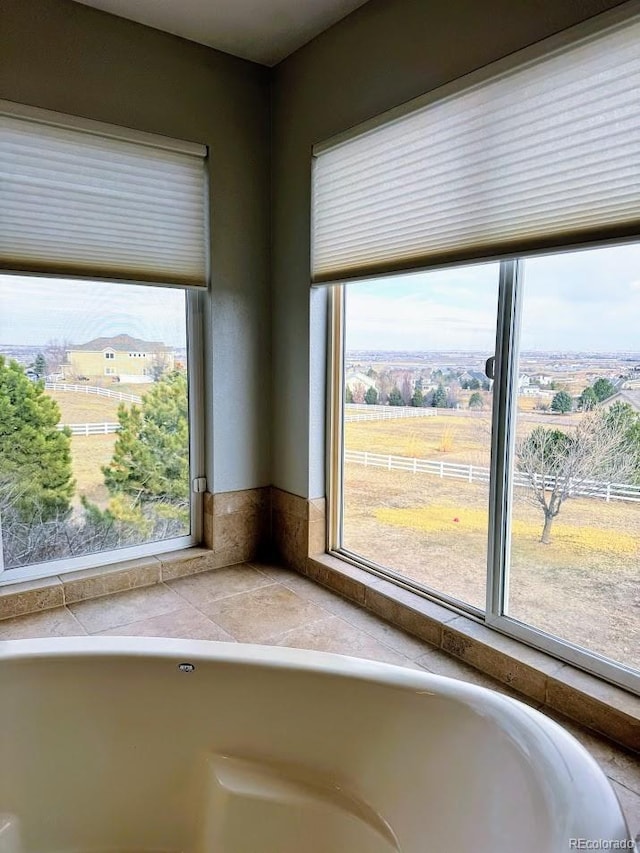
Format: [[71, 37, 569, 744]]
[[346, 242, 640, 352], [1, 242, 638, 352], [0, 276, 187, 348]]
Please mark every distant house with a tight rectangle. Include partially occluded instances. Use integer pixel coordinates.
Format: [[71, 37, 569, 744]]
[[600, 390, 640, 413], [345, 371, 377, 393], [534, 374, 552, 385], [518, 373, 531, 389], [64, 334, 174, 383]]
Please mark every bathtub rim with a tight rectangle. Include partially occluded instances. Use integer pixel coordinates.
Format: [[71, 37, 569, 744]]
[[0, 635, 633, 845]]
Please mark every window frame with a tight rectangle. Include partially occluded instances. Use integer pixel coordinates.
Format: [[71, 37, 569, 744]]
[[327, 249, 640, 696], [0, 287, 205, 585]]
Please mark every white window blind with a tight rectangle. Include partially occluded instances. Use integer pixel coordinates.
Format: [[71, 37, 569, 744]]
[[311, 10, 640, 284], [0, 103, 208, 288]]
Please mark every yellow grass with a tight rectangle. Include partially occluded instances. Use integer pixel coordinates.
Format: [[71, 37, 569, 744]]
[[69, 434, 117, 507], [47, 391, 123, 423], [345, 416, 492, 463], [374, 505, 637, 556]]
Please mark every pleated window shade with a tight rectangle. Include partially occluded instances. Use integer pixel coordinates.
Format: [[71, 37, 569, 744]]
[[0, 106, 208, 287], [311, 13, 640, 284]]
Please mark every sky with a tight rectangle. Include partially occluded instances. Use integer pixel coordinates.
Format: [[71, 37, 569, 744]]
[[345, 242, 640, 352], [1, 241, 639, 352], [0, 275, 187, 348]]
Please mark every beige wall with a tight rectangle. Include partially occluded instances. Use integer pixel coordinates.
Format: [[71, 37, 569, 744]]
[[1, 0, 271, 492], [270, 0, 626, 499]]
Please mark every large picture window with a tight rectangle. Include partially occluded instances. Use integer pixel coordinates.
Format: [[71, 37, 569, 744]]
[[317, 7, 640, 692], [331, 243, 640, 690], [0, 101, 208, 581], [0, 277, 202, 579]]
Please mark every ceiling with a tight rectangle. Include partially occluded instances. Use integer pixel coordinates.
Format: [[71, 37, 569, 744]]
[[72, 0, 371, 66]]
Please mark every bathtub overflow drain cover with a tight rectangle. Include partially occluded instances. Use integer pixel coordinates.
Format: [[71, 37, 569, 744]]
[[178, 662, 196, 673]]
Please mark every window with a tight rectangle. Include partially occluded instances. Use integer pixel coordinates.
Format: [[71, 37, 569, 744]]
[[0, 101, 208, 581], [0, 277, 202, 579], [317, 7, 640, 692], [332, 244, 640, 689]]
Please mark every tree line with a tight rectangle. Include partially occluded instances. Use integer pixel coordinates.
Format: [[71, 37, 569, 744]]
[[0, 357, 189, 568]]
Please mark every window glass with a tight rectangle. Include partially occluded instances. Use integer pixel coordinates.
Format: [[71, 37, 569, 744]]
[[508, 244, 640, 670], [0, 276, 191, 572], [341, 264, 499, 610]]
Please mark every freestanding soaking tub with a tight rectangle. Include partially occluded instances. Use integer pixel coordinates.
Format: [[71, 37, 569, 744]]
[[0, 637, 633, 853]]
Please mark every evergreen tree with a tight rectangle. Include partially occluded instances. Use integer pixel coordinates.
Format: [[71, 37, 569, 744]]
[[387, 387, 403, 406], [102, 371, 189, 527], [0, 357, 74, 521], [33, 353, 47, 378], [578, 386, 597, 411], [345, 385, 354, 404], [468, 392, 483, 409], [551, 390, 573, 413], [364, 386, 378, 405], [592, 378, 616, 402], [410, 383, 424, 407], [431, 384, 447, 408]]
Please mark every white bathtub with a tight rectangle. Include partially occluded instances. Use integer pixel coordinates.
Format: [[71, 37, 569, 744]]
[[0, 637, 633, 853]]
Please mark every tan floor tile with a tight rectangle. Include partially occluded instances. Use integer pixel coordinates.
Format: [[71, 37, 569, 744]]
[[167, 564, 274, 608], [542, 709, 640, 795], [69, 584, 185, 633], [611, 780, 640, 839], [97, 606, 235, 641], [273, 614, 418, 668], [0, 607, 86, 639], [334, 606, 437, 660], [416, 648, 532, 702], [200, 584, 330, 643], [265, 568, 359, 614]]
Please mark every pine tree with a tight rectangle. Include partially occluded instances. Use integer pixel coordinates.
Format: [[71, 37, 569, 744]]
[[364, 386, 378, 405], [33, 353, 47, 378], [387, 387, 403, 406], [431, 384, 447, 408], [551, 390, 573, 413], [102, 371, 189, 527], [0, 357, 74, 521]]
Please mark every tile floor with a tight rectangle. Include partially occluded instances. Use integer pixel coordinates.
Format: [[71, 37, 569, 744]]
[[1, 560, 639, 836]]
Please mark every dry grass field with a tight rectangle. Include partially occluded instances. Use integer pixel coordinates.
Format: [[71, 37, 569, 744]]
[[47, 391, 122, 423], [44, 390, 124, 509], [343, 414, 640, 670], [69, 434, 116, 508]]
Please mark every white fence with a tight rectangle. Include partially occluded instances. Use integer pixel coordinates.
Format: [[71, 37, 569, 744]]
[[344, 449, 640, 503], [345, 404, 438, 422], [45, 383, 142, 404], [57, 422, 120, 436]]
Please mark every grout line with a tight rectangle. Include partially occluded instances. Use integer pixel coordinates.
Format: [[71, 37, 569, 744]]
[[64, 605, 90, 635], [165, 577, 278, 613]]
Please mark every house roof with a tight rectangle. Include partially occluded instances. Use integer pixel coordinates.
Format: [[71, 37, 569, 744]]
[[69, 334, 170, 353], [602, 390, 640, 411]]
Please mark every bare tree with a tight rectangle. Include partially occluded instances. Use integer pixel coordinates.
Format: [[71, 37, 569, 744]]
[[44, 338, 72, 377], [150, 350, 170, 381], [351, 381, 366, 404], [515, 409, 635, 544]]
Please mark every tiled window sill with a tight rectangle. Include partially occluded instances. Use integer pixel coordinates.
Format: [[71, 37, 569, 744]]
[[303, 552, 640, 754], [0, 547, 235, 620]]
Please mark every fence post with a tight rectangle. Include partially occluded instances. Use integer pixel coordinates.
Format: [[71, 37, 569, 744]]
[[606, 483, 611, 503], [413, 458, 417, 474], [364, 452, 368, 467], [440, 462, 444, 478], [468, 465, 473, 483], [388, 455, 392, 470]]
